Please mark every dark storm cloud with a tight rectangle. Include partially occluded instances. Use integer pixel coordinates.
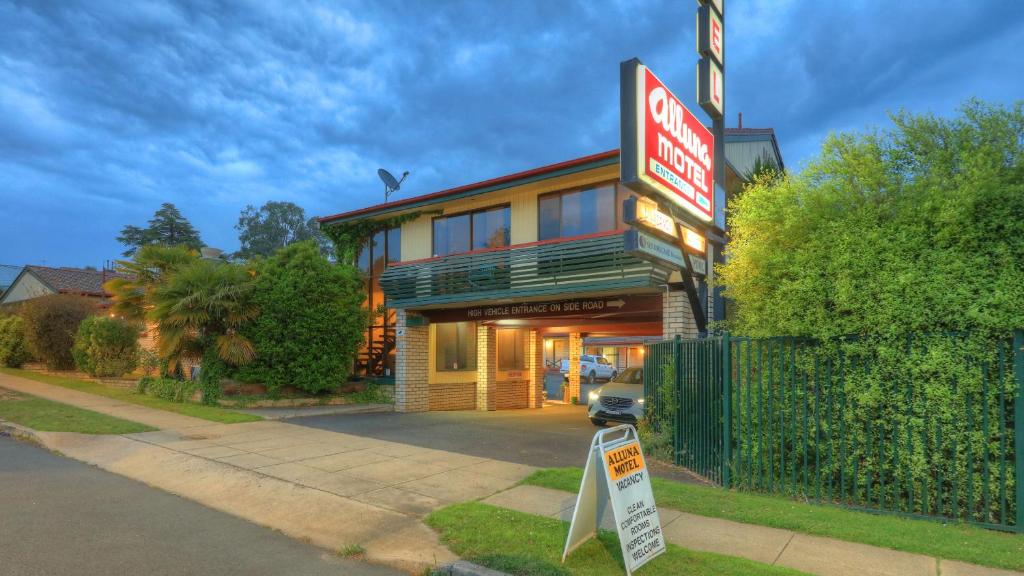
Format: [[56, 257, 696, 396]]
[[0, 0, 1021, 266]]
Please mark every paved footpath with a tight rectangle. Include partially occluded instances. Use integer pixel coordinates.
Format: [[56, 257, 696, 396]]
[[0, 372, 534, 574], [3, 370, 1022, 576], [482, 486, 1022, 576]]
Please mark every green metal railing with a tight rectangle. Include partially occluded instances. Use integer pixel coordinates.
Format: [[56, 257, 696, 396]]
[[644, 330, 1024, 531], [644, 335, 729, 484], [379, 231, 670, 308]]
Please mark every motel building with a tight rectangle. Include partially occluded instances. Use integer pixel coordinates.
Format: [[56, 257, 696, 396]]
[[320, 128, 783, 413]]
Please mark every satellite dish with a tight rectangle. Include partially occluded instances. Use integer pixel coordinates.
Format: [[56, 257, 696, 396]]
[[377, 168, 410, 202]]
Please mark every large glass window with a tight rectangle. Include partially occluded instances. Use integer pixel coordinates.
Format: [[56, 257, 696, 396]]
[[433, 205, 510, 257], [433, 213, 470, 257], [355, 226, 400, 377], [497, 329, 526, 371], [538, 184, 621, 241], [436, 322, 477, 371], [472, 206, 511, 250]]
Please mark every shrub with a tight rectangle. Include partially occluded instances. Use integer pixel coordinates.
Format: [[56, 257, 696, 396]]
[[72, 316, 140, 377], [716, 101, 1024, 523], [719, 100, 1024, 339], [138, 347, 160, 377], [136, 376, 198, 403], [0, 315, 31, 368], [240, 241, 367, 394], [21, 295, 96, 369]]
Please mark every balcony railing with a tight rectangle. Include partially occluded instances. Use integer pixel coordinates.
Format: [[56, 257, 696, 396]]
[[379, 230, 672, 309]]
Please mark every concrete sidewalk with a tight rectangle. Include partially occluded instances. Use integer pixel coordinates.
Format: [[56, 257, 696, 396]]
[[482, 485, 1022, 576], [0, 372, 535, 573]]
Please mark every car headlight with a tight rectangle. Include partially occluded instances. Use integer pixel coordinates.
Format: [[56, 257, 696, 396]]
[[588, 391, 600, 401], [637, 398, 645, 405]]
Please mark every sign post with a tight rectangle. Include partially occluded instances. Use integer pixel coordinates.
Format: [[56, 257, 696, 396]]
[[563, 425, 666, 575]]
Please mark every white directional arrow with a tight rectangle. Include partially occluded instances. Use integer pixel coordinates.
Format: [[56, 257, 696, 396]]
[[605, 299, 626, 309]]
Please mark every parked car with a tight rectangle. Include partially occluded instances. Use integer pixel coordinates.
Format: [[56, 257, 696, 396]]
[[587, 367, 644, 426], [559, 354, 616, 384]]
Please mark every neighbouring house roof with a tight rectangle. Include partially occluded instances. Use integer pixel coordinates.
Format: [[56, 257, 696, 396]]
[[318, 128, 783, 225], [0, 264, 21, 292], [0, 265, 126, 306]]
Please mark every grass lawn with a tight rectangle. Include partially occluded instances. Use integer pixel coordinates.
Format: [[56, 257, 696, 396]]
[[0, 390, 155, 434], [524, 467, 1024, 572], [427, 502, 808, 576], [0, 368, 261, 424]]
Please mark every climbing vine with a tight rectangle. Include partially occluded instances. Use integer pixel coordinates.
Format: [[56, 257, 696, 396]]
[[320, 210, 436, 264]]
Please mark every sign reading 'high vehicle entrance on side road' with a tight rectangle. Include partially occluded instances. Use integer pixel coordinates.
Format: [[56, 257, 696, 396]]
[[620, 58, 715, 225], [563, 425, 665, 575]]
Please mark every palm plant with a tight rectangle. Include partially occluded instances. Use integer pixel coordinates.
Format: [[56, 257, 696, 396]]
[[104, 245, 198, 321], [148, 259, 258, 375]]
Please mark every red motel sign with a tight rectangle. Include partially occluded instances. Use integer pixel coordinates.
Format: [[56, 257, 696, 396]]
[[620, 59, 715, 224]]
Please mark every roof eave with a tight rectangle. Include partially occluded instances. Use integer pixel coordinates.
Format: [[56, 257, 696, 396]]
[[319, 149, 620, 225]]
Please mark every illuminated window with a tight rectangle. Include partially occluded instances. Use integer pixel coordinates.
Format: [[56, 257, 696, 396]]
[[497, 329, 526, 371], [435, 322, 477, 371]]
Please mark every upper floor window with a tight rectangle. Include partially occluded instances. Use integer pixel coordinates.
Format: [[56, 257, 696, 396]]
[[432, 205, 510, 257], [538, 184, 624, 241], [357, 226, 401, 273]]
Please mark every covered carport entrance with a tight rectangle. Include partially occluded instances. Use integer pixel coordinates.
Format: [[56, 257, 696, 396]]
[[408, 293, 663, 411]]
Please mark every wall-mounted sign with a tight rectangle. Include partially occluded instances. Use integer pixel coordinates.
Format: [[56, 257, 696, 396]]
[[623, 196, 677, 238], [683, 228, 706, 254], [563, 425, 665, 574], [621, 58, 715, 225], [698, 4, 724, 66], [689, 253, 707, 276], [421, 294, 662, 323], [625, 229, 687, 270], [698, 57, 724, 119]]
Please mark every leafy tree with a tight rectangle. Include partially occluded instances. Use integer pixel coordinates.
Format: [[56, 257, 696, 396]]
[[719, 99, 1024, 339], [104, 245, 198, 322], [20, 295, 96, 369], [72, 316, 139, 377], [118, 203, 204, 256], [239, 241, 366, 394], [234, 201, 330, 259]]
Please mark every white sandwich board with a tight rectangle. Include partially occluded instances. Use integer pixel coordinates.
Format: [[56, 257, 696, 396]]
[[562, 424, 666, 575]]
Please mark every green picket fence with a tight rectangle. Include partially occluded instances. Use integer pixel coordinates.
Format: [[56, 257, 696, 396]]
[[643, 331, 1024, 532]]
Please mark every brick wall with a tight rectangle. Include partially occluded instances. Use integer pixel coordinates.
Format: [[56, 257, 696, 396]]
[[496, 380, 530, 409], [663, 289, 699, 339], [429, 382, 476, 411], [476, 325, 496, 411], [395, 309, 429, 412]]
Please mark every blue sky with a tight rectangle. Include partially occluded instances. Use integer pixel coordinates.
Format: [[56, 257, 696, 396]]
[[1, 0, 1022, 267]]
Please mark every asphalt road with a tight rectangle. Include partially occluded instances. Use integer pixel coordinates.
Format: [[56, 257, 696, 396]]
[[0, 436, 401, 576], [288, 404, 701, 483]]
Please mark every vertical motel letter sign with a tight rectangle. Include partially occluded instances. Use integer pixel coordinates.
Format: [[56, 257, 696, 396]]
[[620, 59, 715, 225]]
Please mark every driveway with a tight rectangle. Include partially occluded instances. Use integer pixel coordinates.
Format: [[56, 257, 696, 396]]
[[0, 436, 401, 576], [288, 403, 702, 483]]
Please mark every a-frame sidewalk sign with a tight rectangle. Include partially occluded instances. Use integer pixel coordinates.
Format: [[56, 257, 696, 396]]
[[562, 424, 666, 575]]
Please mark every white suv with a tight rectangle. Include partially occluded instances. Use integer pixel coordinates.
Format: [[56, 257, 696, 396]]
[[588, 367, 645, 426], [560, 354, 616, 384]]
